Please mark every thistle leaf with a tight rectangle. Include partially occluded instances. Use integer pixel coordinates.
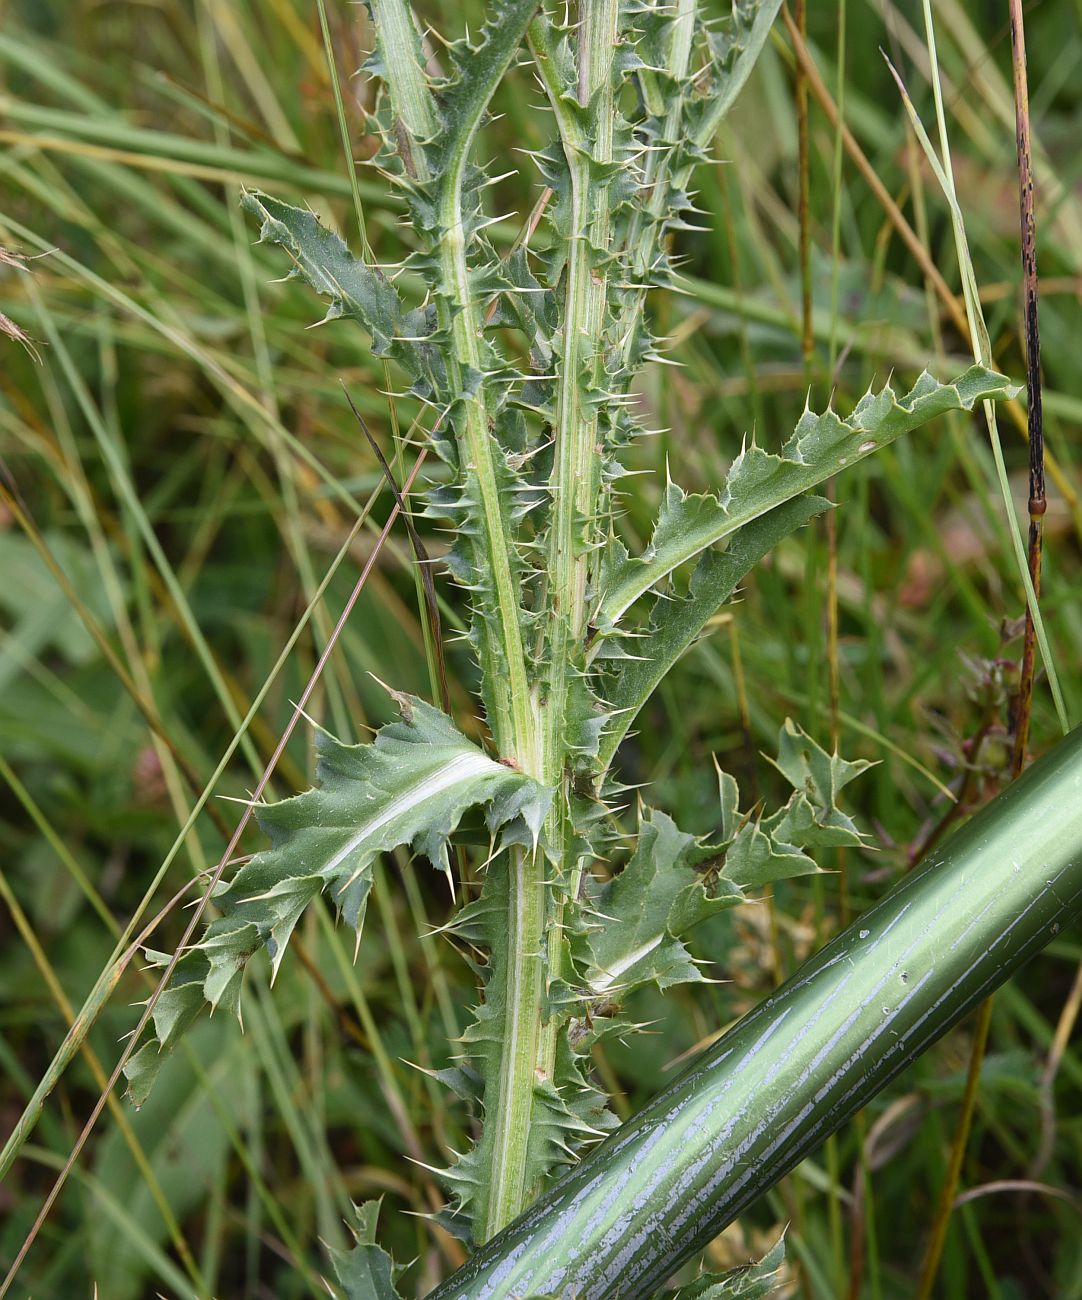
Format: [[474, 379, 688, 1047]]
[[326, 1201, 404, 1300], [669, 1237, 786, 1298], [242, 190, 424, 377], [722, 720, 870, 889], [769, 716, 873, 807], [124, 695, 550, 1104], [598, 366, 1019, 629], [123, 955, 210, 1107], [583, 810, 742, 997]]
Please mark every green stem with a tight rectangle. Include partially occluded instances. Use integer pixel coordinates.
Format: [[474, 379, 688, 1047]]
[[527, 0, 619, 1170], [369, 0, 552, 1244], [369, 0, 538, 765], [438, 223, 537, 763], [477, 845, 547, 1238], [531, 3, 618, 774], [610, 0, 697, 366]]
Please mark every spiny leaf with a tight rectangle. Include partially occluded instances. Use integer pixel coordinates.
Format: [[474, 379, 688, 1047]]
[[721, 721, 870, 889], [326, 1201, 404, 1300], [669, 1237, 786, 1298], [244, 190, 395, 328], [597, 366, 1020, 629], [582, 809, 742, 997], [124, 695, 550, 1105], [770, 715, 872, 808], [584, 723, 869, 1001], [225, 696, 549, 972], [244, 179, 456, 429], [123, 954, 209, 1108]]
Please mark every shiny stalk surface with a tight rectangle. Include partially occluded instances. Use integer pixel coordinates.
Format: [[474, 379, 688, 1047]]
[[430, 725, 1082, 1299]]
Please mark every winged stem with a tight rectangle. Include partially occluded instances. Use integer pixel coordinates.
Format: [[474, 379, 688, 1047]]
[[370, 0, 538, 765], [524, 0, 621, 1197]]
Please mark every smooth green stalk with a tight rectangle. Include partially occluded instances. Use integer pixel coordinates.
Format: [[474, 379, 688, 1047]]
[[430, 723, 1082, 1299]]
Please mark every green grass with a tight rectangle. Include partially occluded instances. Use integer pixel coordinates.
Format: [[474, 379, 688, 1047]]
[[1, 0, 1080, 1296]]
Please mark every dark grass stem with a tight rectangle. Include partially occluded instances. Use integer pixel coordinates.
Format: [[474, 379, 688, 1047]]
[[792, 0, 814, 379], [916, 6, 1047, 1293], [1008, 0, 1046, 781], [915, 997, 995, 1300], [0, 452, 428, 1298]]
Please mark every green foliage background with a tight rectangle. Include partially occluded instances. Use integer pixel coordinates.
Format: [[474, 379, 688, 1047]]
[[1, 0, 1080, 1296]]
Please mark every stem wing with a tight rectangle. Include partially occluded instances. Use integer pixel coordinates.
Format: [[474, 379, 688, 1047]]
[[696, 0, 785, 139]]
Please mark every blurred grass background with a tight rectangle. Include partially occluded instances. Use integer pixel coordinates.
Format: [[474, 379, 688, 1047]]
[[1, 0, 1080, 1296]]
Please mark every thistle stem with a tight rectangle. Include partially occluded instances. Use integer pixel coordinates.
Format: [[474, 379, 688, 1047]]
[[369, 0, 549, 1244], [530, 0, 619, 1115], [532, 1, 619, 781], [370, 0, 538, 765], [478, 845, 548, 1239]]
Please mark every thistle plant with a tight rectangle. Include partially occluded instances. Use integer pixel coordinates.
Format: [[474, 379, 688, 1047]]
[[122, 0, 1018, 1288]]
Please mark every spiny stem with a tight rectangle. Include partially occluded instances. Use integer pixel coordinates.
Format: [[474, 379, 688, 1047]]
[[439, 221, 538, 762], [492, 1, 621, 1231], [610, 0, 697, 383], [369, 0, 557, 1243], [532, 1, 619, 782], [371, 0, 538, 766], [475, 844, 547, 1240]]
